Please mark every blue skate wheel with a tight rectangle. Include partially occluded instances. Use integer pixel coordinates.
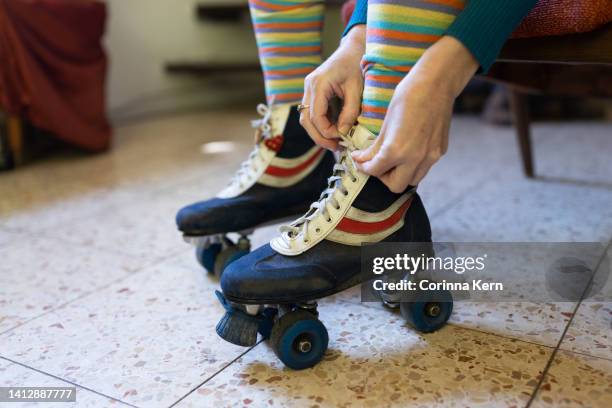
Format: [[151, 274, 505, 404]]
[[270, 310, 328, 370], [196, 243, 222, 274], [400, 287, 453, 333], [213, 247, 250, 277], [223, 248, 249, 270]]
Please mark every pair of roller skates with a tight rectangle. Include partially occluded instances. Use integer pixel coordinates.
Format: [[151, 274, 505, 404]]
[[176, 104, 453, 370]]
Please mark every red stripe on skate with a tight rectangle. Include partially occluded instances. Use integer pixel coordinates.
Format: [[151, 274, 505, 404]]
[[336, 197, 413, 234], [264, 148, 324, 177]]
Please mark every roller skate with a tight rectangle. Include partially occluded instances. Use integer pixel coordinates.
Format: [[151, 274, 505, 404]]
[[176, 103, 334, 276], [214, 125, 453, 370]]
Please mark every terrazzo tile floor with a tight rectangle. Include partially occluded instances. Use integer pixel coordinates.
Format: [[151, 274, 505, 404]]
[[1, 108, 611, 407]]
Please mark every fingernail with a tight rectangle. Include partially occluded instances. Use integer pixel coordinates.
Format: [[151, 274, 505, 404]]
[[338, 125, 350, 136]]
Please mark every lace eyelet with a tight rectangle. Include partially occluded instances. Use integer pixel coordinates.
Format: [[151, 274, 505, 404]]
[[315, 228, 321, 233], [351, 178, 357, 183], [326, 218, 332, 223], [335, 205, 340, 210], [343, 191, 349, 196]]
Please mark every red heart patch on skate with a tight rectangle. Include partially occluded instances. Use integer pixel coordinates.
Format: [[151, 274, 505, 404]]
[[264, 135, 284, 152]]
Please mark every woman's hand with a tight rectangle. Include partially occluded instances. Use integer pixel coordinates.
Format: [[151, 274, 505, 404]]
[[352, 36, 479, 192], [300, 25, 366, 151]]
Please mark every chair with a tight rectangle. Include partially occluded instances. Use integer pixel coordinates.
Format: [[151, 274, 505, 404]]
[[489, 22, 612, 177]]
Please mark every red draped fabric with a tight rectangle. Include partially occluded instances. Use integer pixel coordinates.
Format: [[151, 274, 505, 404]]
[[0, 0, 110, 151]]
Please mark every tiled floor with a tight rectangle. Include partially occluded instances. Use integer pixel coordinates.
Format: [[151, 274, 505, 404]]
[[1, 109, 611, 407]]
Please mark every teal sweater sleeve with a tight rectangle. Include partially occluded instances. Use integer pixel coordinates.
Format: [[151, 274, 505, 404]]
[[343, 0, 538, 73], [343, 0, 367, 38], [446, 0, 538, 73]]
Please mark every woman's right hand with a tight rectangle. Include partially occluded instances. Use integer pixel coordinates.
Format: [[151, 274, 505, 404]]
[[300, 25, 366, 151]]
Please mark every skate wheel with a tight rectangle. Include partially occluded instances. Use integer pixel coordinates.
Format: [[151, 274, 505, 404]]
[[213, 246, 249, 277], [270, 310, 328, 370], [400, 286, 453, 333], [195, 243, 222, 274]]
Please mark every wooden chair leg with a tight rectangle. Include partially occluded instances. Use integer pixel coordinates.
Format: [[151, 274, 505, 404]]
[[509, 90, 534, 178], [0, 114, 25, 170], [7, 116, 24, 165]]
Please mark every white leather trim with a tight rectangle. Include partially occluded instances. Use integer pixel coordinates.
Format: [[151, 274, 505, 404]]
[[349, 123, 377, 150], [325, 193, 413, 246], [216, 104, 292, 199], [267, 104, 292, 140], [270, 124, 377, 256], [258, 147, 326, 188], [271, 173, 369, 255], [326, 221, 405, 246], [344, 193, 410, 222]]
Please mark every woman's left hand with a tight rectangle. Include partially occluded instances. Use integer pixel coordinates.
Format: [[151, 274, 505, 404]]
[[351, 36, 478, 192]]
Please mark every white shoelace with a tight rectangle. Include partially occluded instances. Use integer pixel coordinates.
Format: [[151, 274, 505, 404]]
[[279, 135, 359, 244], [227, 104, 274, 190]]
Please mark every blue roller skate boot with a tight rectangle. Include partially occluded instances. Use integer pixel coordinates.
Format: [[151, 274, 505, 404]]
[[214, 124, 453, 370], [176, 103, 335, 276]]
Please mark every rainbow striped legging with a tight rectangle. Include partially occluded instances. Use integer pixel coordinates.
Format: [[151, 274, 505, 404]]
[[249, 0, 465, 135]]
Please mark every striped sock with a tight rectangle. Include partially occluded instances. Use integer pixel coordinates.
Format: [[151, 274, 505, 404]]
[[249, 0, 325, 105], [358, 0, 465, 135]]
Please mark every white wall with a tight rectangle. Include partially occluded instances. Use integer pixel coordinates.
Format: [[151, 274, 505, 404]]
[[103, 0, 342, 123]]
